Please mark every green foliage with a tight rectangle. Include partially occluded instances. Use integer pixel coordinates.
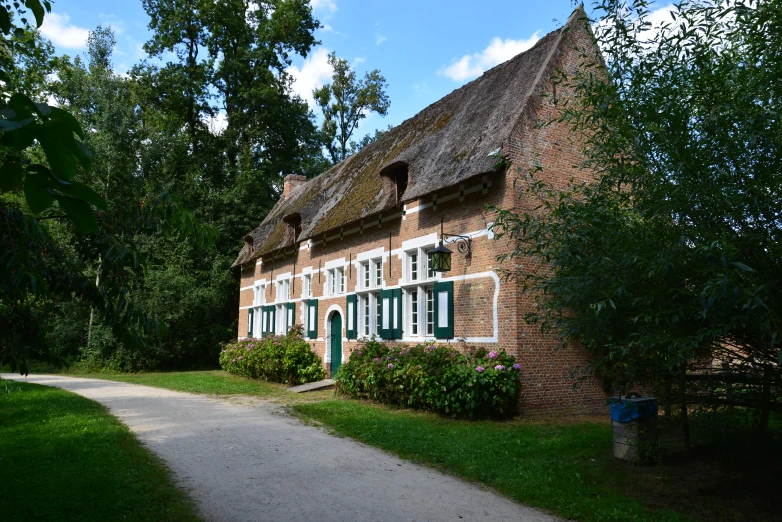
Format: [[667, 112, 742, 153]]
[[0, 379, 199, 521], [491, 0, 782, 398], [219, 327, 326, 385], [314, 51, 390, 163], [336, 341, 521, 418]]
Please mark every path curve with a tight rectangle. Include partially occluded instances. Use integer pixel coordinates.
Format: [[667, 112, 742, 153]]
[[2, 374, 557, 522]]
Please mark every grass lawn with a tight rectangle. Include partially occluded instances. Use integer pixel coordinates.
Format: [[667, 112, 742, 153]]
[[0, 378, 200, 522]]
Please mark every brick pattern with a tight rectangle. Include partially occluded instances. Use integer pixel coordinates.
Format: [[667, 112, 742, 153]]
[[236, 26, 607, 413]]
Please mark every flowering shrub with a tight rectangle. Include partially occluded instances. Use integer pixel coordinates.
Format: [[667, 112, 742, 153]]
[[336, 341, 522, 418], [219, 327, 325, 385]]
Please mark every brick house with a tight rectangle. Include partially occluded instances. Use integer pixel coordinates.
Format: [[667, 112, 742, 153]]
[[232, 8, 605, 412]]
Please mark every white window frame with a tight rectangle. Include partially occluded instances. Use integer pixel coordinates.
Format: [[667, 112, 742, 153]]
[[402, 245, 440, 339], [302, 274, 311, 299], [276, 304, 286, 334], [326, 266, 346, 296], [357, 292, 380, 338], [276, 278, 290, 303]]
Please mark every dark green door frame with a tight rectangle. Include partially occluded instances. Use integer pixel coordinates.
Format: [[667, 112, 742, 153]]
[[330, 312, 343, 377]]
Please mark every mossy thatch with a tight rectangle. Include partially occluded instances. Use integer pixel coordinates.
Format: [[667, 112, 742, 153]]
[[232, 7, 588, 267]]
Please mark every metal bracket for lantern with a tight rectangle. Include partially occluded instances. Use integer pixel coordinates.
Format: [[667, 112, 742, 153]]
[[428, 217, 472, 273]]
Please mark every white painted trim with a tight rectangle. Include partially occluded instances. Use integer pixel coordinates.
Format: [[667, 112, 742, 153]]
[[356, 247, 385, 262], [323, 304, 344, 363], [240, 285, 253, 292], [439, 271, 500, 343], [401, 232, 438, 251], [239, 305, 253, 310], [301, 266, 313, 274], [275, 271, 292, 281], [324, 257, 347, 269]]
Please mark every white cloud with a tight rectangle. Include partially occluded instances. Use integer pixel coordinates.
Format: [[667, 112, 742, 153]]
[[40, 13, 90, 49], [286, 47, 334, 108], [439, 32, 541, 82], [593, 4, 678, 50], [375, 34, 387, 46], [353, 57, 366, 66], [311, 0, 337, 13]]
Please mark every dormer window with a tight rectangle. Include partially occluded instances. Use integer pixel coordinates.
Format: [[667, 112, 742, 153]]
[[243, 235, 254, 252], [380, 162, 409, 205], [283, 213, 303, 242]]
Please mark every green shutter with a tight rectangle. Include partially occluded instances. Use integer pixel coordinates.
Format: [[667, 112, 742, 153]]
[[346, 294, 358, 339], [286, 302, 296, 332], [307, 299, 319, 339], [379, 289, 393, 339], [433, 281, 454, 339], [248, 308, 254, 337], [392, 288, 403, 339]]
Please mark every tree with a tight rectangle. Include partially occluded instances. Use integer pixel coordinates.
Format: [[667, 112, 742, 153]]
[[314, 52, 390, 163], [491, 0, 781, 433], [1, 6, 215, 374]]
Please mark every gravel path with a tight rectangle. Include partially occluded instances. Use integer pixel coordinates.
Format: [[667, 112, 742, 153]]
[[2, 374, 558, 522]]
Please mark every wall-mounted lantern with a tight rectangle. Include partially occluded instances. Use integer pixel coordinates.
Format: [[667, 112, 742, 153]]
[[428, 217, 472, 273]]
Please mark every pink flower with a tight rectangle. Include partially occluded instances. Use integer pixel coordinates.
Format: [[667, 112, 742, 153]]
[[494, 364, 505, 370], [238, 356, 243, 360], [373, 357, 381, 362], [388, 363, 395, 369], [417, 365, 422, 369], [476, 366, 485, 373], [488, 351, 499, 359], [232, 359, 236, 363], [428, 345, 436, 351], [512, 363, 521, 371], [246, 347, 251, 351]]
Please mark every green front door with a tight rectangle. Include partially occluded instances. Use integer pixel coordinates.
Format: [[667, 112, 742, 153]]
[[330, 313, 342, 377]]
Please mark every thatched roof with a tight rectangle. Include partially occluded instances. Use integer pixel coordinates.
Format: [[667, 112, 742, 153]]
[[232, 7, 587, 267]]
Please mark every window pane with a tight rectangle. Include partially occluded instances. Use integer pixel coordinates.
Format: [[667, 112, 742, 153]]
[[375, 260, 382, 286], [382, 298, 390, 329], [411, 291, 418, 335], [348, 301, 354, 330], [426, 288, 434, 335], [375, 293, 381, 334], [363, 263, 369, 289], [364, 296, 370, 335]]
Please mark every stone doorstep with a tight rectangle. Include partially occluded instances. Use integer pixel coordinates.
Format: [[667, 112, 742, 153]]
[[286, 379, 335, 393]]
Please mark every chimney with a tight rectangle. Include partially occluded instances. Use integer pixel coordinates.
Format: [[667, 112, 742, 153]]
[[283, 174, 307, 199]]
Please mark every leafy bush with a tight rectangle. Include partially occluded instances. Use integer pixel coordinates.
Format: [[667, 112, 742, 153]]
[[336, 341, 522, 418], [219, 327, 325, 385]]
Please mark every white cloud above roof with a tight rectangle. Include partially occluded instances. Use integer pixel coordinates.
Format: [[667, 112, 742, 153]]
[[40, 12, 90, 49], [287, 47, 334, 109], [311, 0, 337, 13], [439, 32, 541, 82]]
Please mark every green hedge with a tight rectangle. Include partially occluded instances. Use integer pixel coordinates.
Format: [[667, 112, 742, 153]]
[[219, 328, 325, 385], [336, 341, 522, 418]]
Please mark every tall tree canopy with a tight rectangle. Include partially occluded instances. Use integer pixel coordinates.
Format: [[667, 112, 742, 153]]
[[2, 0, 331, 372], [314, 51, 390, 163]]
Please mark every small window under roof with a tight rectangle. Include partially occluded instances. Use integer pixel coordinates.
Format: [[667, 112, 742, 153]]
[[380, 162, 409, 205], [283, 213, 303, 242]]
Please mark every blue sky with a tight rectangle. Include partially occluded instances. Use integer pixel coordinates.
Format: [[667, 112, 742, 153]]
[[38, 1, 593, 137]]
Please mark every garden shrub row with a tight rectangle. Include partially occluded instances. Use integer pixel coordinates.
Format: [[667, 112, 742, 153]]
[[219, 327, 326, 385], [336, 341, 522, 418]]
